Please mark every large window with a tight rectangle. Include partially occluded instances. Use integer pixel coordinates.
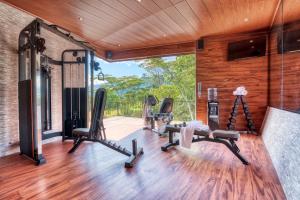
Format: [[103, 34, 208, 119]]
[[95, 55, 196, 121]]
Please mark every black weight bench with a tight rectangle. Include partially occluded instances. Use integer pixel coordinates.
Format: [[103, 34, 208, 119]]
[[161, 125, 249, 165], [68, 88, 143, 168]]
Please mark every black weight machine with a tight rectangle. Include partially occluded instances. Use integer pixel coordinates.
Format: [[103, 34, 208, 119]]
[[61, 49, 107, 141], [143, 95, 174, 135], [18, 19, 60, 164], [18, 19, 99, 164], [62, 49, 89, 141]]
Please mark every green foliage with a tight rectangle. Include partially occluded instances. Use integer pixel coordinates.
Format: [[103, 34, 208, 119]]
[[140, 55, 196, 120], [149, 85, 180, 100], [100, 54, 196, 121]]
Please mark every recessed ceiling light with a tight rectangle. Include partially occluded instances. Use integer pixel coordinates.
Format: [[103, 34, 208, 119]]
[[137, 0, 141, 2], [244, 18, 249, 22], [118, 44, 121, 47], [251, 46, 255, 49], [249, 40, 253, 43], [78, 17, 83, 21]]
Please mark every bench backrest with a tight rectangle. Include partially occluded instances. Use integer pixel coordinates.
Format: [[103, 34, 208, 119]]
[[159, 98, 173, 114], [90, 88, 107, 137]]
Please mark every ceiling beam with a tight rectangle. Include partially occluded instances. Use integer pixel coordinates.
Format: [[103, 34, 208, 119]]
[[106, 41, 196, 62]]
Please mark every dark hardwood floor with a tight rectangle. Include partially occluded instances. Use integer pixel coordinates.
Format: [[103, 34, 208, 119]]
[[0, 130, 285, 200]]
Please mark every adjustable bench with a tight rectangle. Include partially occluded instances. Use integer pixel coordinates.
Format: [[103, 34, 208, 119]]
[[161, 125, 249, 165], [68, 88, 143, 168]]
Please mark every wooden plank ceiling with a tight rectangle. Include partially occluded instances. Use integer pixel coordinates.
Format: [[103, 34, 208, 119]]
[[2, 0, 282, 58]]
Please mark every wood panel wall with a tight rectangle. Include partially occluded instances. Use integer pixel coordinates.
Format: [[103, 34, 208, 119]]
[[196, 33, 269, 132]]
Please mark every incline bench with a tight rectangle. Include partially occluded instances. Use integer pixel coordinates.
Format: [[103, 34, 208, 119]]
[[68, 88, 143, 168], [161, 124, 249, 165]]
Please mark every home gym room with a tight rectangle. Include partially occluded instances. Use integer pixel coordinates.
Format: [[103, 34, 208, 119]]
[[0, 0, 299, 199]]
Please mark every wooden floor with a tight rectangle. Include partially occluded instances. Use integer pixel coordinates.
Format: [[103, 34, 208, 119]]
[[0, 130, 286, 200]]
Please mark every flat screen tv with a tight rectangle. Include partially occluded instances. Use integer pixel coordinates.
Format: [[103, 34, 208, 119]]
[[278, 29, 300, 54], [227, 37, 266, 61]]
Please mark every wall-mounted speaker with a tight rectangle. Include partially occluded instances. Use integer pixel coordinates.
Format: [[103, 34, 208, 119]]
[[106, 51, 113, 59], [197, 39, 204, 50]]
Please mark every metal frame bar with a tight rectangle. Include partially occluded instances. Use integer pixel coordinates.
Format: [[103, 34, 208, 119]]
[[36, 18, 94, 52], [41, 54, 62, 66], [18, 19, 97, 165], [42, 131, 62, 140]]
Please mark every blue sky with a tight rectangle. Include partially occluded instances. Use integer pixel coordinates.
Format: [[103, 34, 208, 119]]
[[95, 58, 146, 77], [95, 56, 176, 78]]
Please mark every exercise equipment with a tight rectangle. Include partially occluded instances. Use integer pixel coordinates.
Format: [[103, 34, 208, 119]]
[[61, 50, 102, 141], [143, 95, 174, 134], [18, 20, 48, 165], [94, 61, 105, 81], [62, 50, 89, 141], [227, 95, 256, 134], [161, 123, 249, 165], [69, 88, 143, 168], [18, 19, 95, 165]]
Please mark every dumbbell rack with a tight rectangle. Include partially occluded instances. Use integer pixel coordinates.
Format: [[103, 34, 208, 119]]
[[227, 95, 256, 134]]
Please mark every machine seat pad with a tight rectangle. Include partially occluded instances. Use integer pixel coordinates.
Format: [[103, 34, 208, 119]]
[[194, 129, 210, 137], [212, 130, 240, 140], [72, 128, 90, 137]]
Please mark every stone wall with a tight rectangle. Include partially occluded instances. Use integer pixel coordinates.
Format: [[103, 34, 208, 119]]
[[0, 2, 34, 156]]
